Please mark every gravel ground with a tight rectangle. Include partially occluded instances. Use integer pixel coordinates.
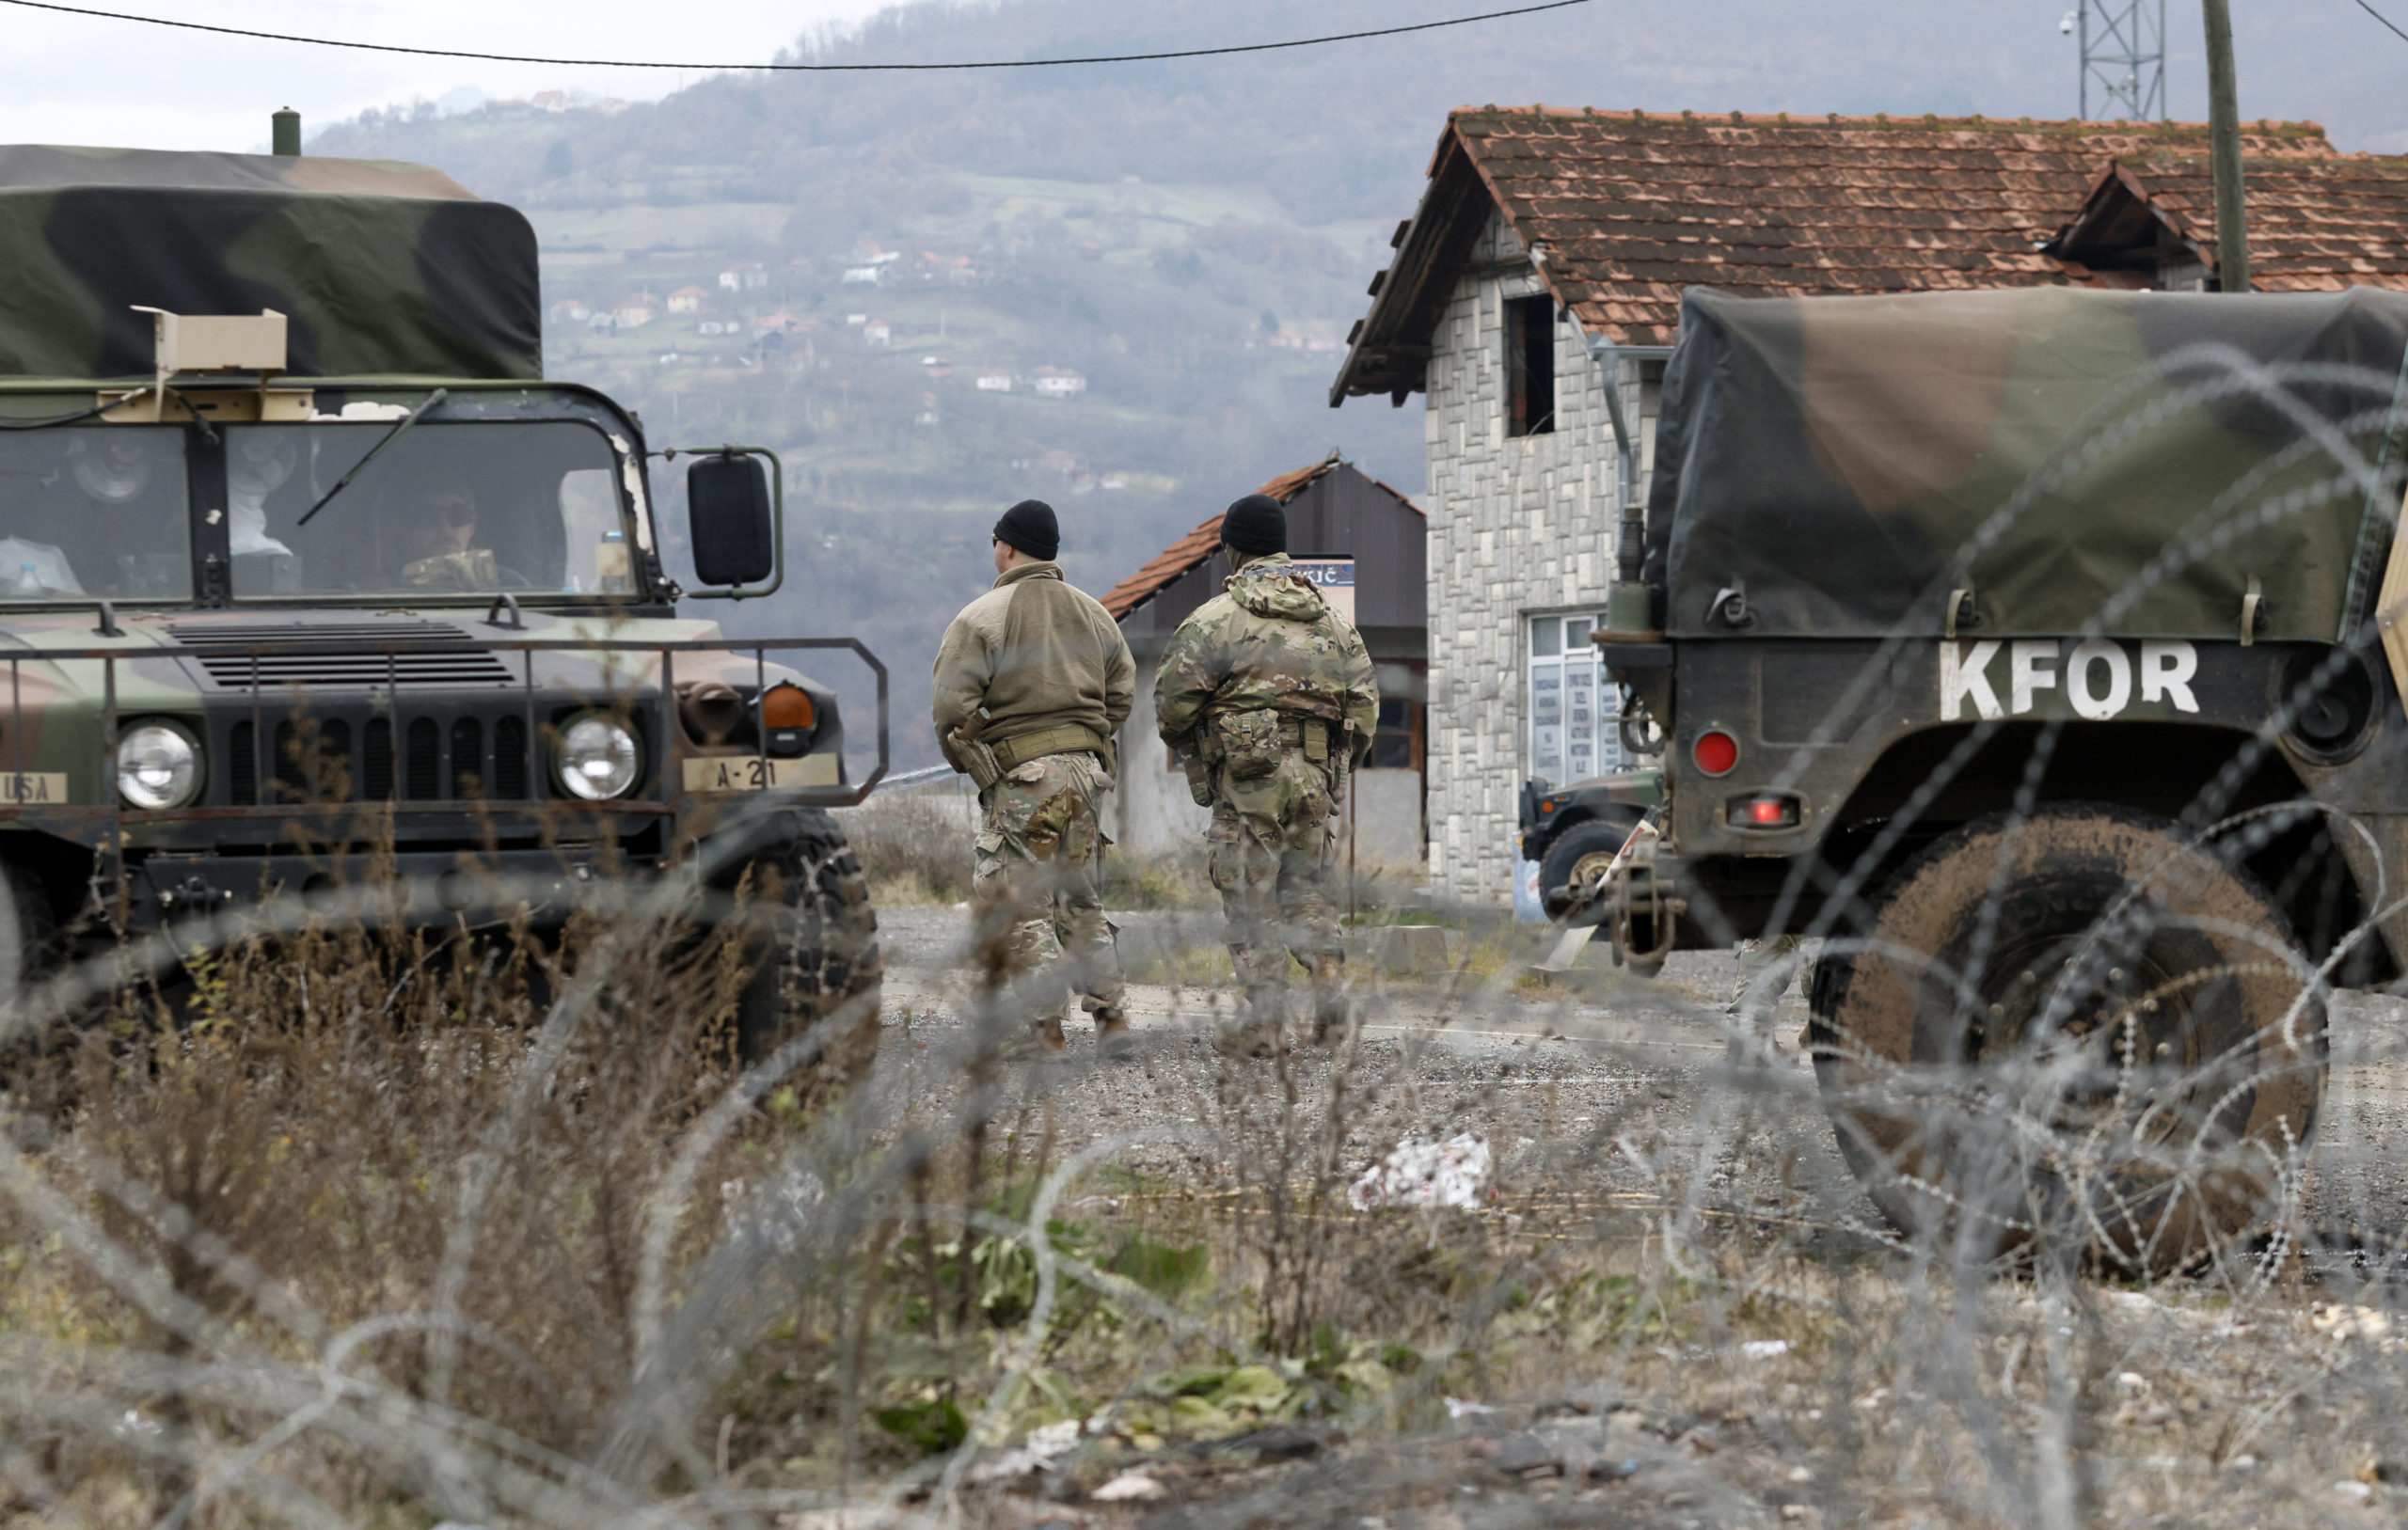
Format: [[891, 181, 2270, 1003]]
[[871, 906, 1858, 1228], [838, 907, 2408, 1530], [871, 906, 2408, 1244]]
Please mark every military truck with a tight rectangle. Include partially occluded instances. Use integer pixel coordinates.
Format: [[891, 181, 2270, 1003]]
[[0, 135, 884, 1071], [1519, 772, 1655, 922], [1590, 284, 2408, 1267]]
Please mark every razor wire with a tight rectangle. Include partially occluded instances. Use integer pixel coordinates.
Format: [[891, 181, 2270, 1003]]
[[12, 340, 2408, 1523]]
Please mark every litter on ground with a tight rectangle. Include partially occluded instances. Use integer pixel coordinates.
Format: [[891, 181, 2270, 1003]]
[[1350, 1134, 1493, 1210]]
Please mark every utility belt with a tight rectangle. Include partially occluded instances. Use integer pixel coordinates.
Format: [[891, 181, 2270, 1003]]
[[1196, 707, 1342, 794], [950, 720, 1113, 793], [990, 723, 1114, 772]]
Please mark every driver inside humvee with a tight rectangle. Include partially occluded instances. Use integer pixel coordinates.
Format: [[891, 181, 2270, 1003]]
[[389, 476, 500, 590]]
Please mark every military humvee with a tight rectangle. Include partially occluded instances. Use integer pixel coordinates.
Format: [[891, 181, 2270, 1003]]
[[1592, 284, 2408, 1266], [0, 136, 884, 1069]]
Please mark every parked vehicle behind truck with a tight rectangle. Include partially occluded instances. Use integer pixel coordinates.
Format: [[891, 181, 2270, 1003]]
[[0, 135, 885, 1076], [1590, 284, 2408, 1270]]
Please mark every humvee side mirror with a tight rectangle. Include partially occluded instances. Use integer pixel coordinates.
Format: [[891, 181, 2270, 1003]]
[[681, 446, 784, 599]]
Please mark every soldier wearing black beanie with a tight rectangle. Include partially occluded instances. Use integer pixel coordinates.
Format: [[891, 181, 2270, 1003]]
[[933, 495, 1136, 1054], [1219, 493, 1285, 559], [992, 498, 1059, 561], [1153, 486, 1378, 1057]]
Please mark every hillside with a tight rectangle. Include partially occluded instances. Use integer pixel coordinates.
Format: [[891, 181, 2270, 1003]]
[[309, 0, 2406, 772], [314, 0, 1538, 767]]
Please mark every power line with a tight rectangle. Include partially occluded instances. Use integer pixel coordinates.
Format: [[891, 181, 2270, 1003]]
[[0, 0, 1595, 71], [2351, 0, 2408, 43]]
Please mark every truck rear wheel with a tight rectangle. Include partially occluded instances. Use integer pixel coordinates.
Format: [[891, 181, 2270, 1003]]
[[1808, 803, 2323, 1273], [713, 810, 883, 1096]]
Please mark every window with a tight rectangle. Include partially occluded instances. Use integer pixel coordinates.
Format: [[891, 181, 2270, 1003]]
[[1528, 613, 1623, 790], [1370, 697, 1423, 770], [1505, 293, 1556, 438], [223, 421, 626, 599], [0, 427, 190, 602]]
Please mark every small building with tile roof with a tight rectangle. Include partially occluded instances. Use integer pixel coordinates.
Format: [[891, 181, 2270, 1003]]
[[1101, 455, 1429, 864], [1330, 106, 2363, 908]]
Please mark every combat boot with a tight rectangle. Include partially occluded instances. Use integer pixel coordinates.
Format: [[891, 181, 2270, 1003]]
[[1308, 954, 1354, 1046], [1020, 1014, 1068, 1055], [1212, 986, 1287, 1059], [1093, 1003, 1135, 1060]]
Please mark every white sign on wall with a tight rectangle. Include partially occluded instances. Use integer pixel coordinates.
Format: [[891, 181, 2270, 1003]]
[[1291, 558, 1356, 623]]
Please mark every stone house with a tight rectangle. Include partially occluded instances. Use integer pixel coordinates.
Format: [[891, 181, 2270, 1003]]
[[1330, 107, 2363, 907], [1101, 456, 1429, 867]]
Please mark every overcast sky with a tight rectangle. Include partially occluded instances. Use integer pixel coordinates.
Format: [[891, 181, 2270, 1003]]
[[0, 0, 890, 150], [7, 1, 2408, 156]]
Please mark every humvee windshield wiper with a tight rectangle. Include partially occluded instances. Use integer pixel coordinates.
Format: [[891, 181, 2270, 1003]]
[[293, 387, 448, 528]]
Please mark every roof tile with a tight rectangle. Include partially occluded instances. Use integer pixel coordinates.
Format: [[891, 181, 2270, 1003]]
[[1335, 109, 2359, 392]]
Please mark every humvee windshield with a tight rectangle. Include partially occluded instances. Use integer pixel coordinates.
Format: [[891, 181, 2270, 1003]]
[[226, 421, 626, 599], [0, 418, 633, 605], [0, 426, 191, 600]]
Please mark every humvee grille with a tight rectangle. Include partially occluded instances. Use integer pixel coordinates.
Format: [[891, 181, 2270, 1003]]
[[225, 710, 533, 806], [169, 622, 517, 689], [191, 652, 516, 688]]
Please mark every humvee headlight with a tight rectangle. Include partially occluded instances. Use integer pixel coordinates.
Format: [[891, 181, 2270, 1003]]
[[117, 722, 201, 810], [558, 715, 641, 801]]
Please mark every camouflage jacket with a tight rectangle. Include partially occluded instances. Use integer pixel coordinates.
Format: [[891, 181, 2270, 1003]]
[[1154, 552, 1378, 759]]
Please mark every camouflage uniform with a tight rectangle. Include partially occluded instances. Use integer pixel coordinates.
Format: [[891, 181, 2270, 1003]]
[[972, 751, 1120, 1030], [933, 560, 1136, 1045], [1155, 553, 1379, 1049]]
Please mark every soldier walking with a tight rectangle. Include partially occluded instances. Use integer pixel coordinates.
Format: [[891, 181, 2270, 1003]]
[[932, 499, 1136, 1051], [1154, 494, 1379, 1056]]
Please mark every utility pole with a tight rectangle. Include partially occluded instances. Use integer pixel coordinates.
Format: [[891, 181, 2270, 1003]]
[[2202, 0, 2251, 292]]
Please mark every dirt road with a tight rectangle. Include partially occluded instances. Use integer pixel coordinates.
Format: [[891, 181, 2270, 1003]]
[[875, 906, 2408, 1246]]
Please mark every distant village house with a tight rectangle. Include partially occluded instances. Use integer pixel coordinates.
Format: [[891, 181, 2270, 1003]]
[[1031, 367, 1086, 398]]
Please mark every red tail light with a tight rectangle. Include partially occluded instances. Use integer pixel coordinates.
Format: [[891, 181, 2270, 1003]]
[[1728, 791, 1802, 829], [1692, 729, 1739, 777]]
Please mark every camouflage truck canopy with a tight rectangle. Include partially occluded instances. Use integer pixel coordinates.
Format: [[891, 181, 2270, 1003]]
[[1644, 286, 2408, 641], [0, 145, 539, 381]]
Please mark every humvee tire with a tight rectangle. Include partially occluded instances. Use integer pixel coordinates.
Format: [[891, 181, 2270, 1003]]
[[1539, 814, 1642, 922], [1808, 803, 2323, 1273], [0, 859, 54, 1043], [712, 809, 884, 1093]]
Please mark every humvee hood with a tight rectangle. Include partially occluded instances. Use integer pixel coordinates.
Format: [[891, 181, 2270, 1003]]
[[0, 144, 539, 381], [1646, 285, 2408, 642], [1228, 558, 1329, 623]]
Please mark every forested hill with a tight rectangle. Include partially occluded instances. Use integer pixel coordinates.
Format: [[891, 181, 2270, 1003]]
[[307, 0, 2393, 771]]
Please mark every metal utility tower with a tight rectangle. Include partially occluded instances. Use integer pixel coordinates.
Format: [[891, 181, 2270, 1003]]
[[2073, 0, 2168, 120]]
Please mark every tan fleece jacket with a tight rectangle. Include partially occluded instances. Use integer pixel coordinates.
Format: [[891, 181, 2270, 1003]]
[[931, 561, 1135, 773]]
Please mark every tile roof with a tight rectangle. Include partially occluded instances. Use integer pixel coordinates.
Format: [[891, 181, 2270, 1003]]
[[1334, 107, 2338, 402], [2047, 151, 2408, 290], [1101, 456, 1420, 622]]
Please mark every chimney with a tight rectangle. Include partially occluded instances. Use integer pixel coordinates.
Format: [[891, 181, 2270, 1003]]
[[271, 108, 302, 157]]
